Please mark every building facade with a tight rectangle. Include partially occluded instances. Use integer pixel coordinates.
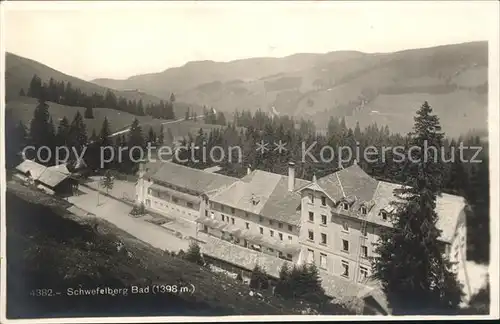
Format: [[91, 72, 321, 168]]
[[136, 160, 467, 290]]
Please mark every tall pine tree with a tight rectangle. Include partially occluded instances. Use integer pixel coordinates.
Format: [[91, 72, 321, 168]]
[[68, 111, 88, 153], [29, 99, 54, 164], [99, 117, 112, 147], [372, 101, 463, 314]]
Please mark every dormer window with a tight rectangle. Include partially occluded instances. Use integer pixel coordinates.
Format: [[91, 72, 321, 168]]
[[361, 206, 367, 215], [342, 202, 349, 211], [380, 210, 388, 220]]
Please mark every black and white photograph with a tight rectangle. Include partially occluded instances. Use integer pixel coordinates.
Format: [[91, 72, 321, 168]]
[[1, 1, 498, 322]]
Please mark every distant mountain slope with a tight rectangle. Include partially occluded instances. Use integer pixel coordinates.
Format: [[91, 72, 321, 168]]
[[93, 51, 365, 98], [5, 52, 201, 116], [91, 41, 488, 137]]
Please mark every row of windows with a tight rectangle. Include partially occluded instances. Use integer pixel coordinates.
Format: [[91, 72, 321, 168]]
[[307, 213, 368, 236], [259, 226, 293, 241], [307, 192, 392, 219], [307, 249, 369, 281], [202, 225, 294, 261], [213, 204, 295, 232], [219, 214, 294, 241], [307, 232, 369, 257]]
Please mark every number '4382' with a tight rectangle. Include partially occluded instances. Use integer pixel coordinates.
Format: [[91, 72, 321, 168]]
[[30, 289, 54, 297]]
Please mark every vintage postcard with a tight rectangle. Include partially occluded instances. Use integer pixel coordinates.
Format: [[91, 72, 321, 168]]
[[1, 1, 498, 322]]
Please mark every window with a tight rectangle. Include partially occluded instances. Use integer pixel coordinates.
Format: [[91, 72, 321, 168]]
[[245, 222, 250, 229], [309, 193, 314, 204], [231, 207, 235, 214], [231, 217, 235, 225], [321, 233, 327, 245], [269, 220, 273, 226], [381, 211, 388, 220], [286, 254, 293, 260], [308, 212, 314, 222], [308, 230, 314, 241], [205, 210, 208, 217], [320, 253, 327, 269], [342, 239, 349, 252], [321, 196, 327, 206], [361, 206, 367, 215], [279, 233, 283, 241], [288, 235, 293, 241], [342, 222, 349, 232], [148, 188, 152, 195], [359, 266, 368, 281], [321, 214, 327, 225], [278, 222, 283, 229], [307, 249, 314, 263], [270, 230, 274, 237], [268, 247, 274, 253], [221, 205, 225, 212], [361, 245, 368, 258], [342, 202, 349, 210], [221, 215, 225, 222], [259, 216, 263, 223], [362, 225, 368, 237], [187, 202, 193, 209], [259, 227, 263, 234], [288, 225, 293, 231], [203, 225, 208, 232], [245, 212, 249, 218], [341, 260, 349, 277], [210, 211, 215, 219]]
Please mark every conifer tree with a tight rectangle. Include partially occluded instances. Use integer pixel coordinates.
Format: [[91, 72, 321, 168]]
[[68, 111, 88, 153], [84, 106, 94, 119], [249, 264, 269, 290], [99, 117, 112, 147], [147, 126, 156, 144], [158, 124, 164, 145], [29, 99, 53, 163], [5, 110, 28, 167], [90, 129, 98, 142], [19, 88, 25, 96], [27, 74, 43, 99], [372, 101, 463, 314], [165, 101, 175, 120], [56, 117, 70, 147], [126, 118, 145, 172], [465, 150, 489, 263], [183, 242, 204, 266]]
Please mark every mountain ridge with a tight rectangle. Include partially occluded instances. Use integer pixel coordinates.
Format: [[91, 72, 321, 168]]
[[90, 41, 487, 137]]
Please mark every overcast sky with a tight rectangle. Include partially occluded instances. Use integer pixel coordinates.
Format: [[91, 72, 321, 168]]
[[3, 1, 498, 81]]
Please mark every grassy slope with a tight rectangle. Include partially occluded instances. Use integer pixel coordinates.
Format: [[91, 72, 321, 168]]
[[5, 52, 202, 116], [92, 41, 488, 137], [6, 96, 225, 144], [6, 182, 353, 318]]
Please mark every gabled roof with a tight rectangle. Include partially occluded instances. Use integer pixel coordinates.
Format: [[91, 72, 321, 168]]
[[300, 163, 465, 244], [16, 160, 46, 179], [317, 163, 379, 202], [147, 161, 238, 195], [38, 168, 71, 188], [210, 169, 310, 225], [15, 160, 71, 188]]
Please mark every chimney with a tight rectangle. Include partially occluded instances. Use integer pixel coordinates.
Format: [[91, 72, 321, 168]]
[[288, 162, 295, 192]]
